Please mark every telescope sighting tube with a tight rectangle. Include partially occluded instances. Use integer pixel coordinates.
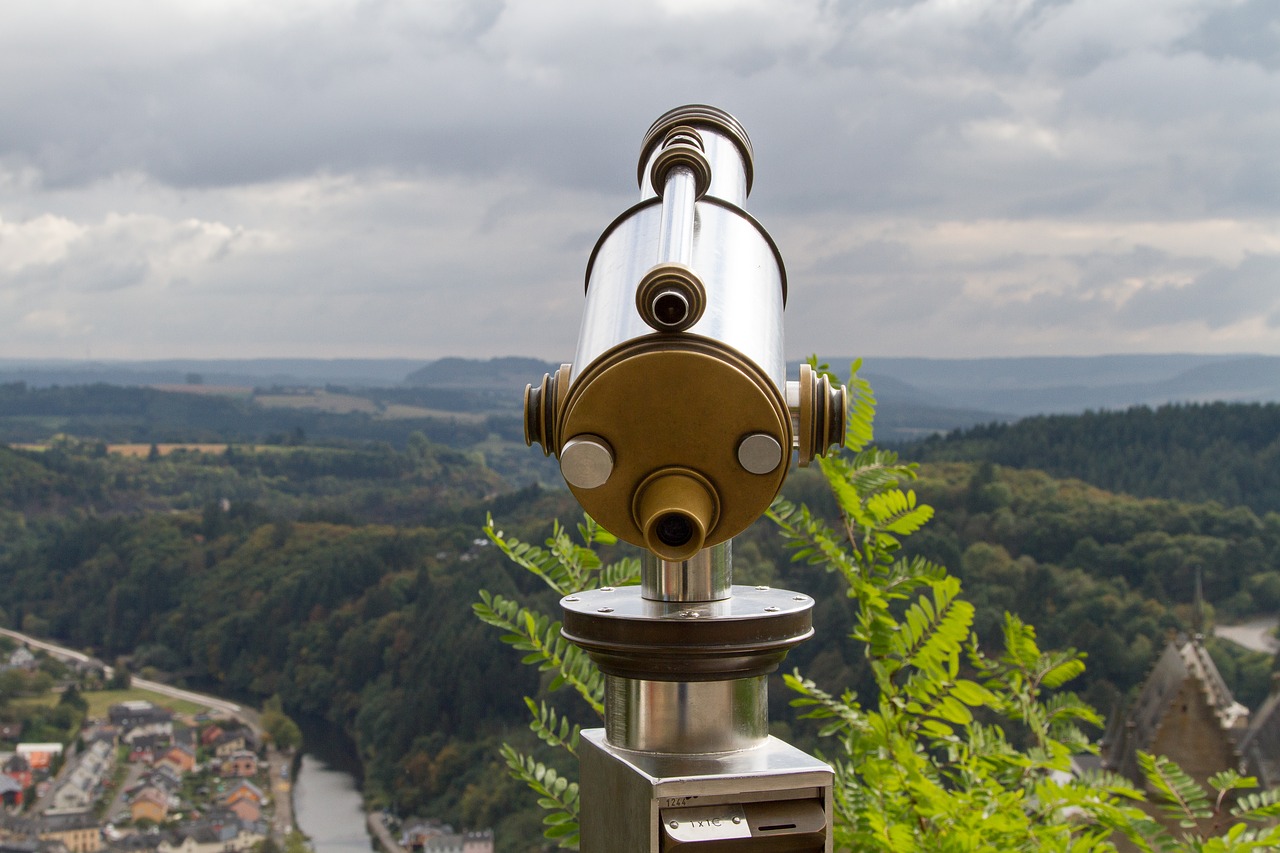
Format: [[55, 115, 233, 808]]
[[524, 105, 840, 853]]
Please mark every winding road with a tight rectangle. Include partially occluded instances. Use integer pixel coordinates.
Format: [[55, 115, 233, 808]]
[[1214, 616, 1280, 654]]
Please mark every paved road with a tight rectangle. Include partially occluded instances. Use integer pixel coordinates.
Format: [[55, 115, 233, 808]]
[[1215, 616, 1280, 654], [0, 627, 106, 671]]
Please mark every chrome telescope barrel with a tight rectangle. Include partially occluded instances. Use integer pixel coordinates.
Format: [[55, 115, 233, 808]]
[[525, 105, 843, 563]]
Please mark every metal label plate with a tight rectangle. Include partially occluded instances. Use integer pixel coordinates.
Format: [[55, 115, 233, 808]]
[[661, 804, 751, 843]]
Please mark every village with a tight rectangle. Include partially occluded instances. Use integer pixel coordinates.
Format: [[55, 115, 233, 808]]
[[2, 647, 281, 853], [0, 637, 494, 853]]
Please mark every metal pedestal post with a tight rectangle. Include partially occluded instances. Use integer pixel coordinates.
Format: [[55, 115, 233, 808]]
[[563, 546, 834, 852]]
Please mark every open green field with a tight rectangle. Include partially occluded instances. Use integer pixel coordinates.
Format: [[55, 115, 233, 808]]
[[14, 687, 212, 719]]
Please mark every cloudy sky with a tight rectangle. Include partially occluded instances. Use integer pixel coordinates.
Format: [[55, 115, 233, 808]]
[[1, 0, 1277, 362]]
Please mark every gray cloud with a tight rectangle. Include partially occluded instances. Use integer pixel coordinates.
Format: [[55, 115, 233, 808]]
[[0, 0, 1277, 360], [1121, 254, 1280, 329]]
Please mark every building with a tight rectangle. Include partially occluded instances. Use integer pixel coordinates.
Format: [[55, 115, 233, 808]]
[[155, 746, 194, 776], [0, 774, 23, 807], [4, 648, 37, 673], [1103, 635, 1249, 789], [1237, 680, 1280, 788], [108, 703, 172, 733], [156, 810, 263, 853], [109, 703, 173, 747], [3, 754, 32, 790], [218, 752, 257, 779], [47, 741, 113, 815], [402, 822, 494, 853], [129, 787, 169, 825], [40, 814, 101, 853], [15, 745, 62, 773], [210, 730, 254, 759]]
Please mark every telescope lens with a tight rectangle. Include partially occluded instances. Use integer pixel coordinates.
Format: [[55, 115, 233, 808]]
[[654, 512, 695, 548], [652, 290, 690, 328]]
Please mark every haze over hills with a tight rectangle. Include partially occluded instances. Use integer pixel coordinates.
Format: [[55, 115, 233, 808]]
[[859, 354, 1280, 417], [2, 353, 1278, 440]]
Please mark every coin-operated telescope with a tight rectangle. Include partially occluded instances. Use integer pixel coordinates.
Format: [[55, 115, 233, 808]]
[[525, 105, 845, 852]]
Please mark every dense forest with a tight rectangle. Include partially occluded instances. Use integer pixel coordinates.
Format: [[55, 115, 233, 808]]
[[2, 397, 1280, 851], [908, 402, 1280, 515]]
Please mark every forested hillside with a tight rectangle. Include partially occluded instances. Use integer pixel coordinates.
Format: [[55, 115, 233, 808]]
[[908, 402, 1280, 514], [2, 400, 1279, 851], [0, 439, 570, 845]]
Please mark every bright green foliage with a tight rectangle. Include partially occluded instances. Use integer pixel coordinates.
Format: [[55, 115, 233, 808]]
[[775, 360, 1280, 853], [480, 360, 1280, 852], [1128, 755, 1280, 850], [475, 514, 640, 846], [500, 744, 581, 847]]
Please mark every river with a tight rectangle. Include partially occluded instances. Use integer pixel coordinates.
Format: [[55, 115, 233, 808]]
[[293, 754, 374, 853], [292, 716, 376, 853]]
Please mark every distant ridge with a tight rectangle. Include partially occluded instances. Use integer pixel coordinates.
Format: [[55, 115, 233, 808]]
[[0, 358, 430, 389], [851, 353, 1280, 418], [2, 353, 1277, 441], [402, 357, 557, 389]]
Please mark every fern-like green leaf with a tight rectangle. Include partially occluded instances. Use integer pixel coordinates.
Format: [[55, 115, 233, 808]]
[[1138, 752, 1213, 826]]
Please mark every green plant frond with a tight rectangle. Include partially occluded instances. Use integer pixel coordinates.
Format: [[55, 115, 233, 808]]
[[548, 520, 603, 590], [1208, 769, 1253, 794], [474, 591, 604, 715], [483, 516, 576, 596], [524, 697, 581, 756], [1036, 649, 1088, 690], [500, 744, 580, 849], [1139, 752, 1213, 825], [999, 612, 1044, 670], [576, 514, 616, 547], [873, 555, 949, 601], [767, 497, 859, 584], [890, 577, 975, 678], [785, 671, 865, 736], [1074, 768, 1148, 801], [843, 358, 876, 453], [866, 489, 934, 538], [1230, 786, 1280, 820], [485, 513, 628, 597], [823, 449, 912, 498], [598, 556, 641, 589]]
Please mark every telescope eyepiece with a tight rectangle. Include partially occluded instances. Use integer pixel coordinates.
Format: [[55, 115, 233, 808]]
[[636, 263, 705, 333], [651, 289, 690, 329], [634, 468, 718, 562], [654, 512, 695, 549]]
